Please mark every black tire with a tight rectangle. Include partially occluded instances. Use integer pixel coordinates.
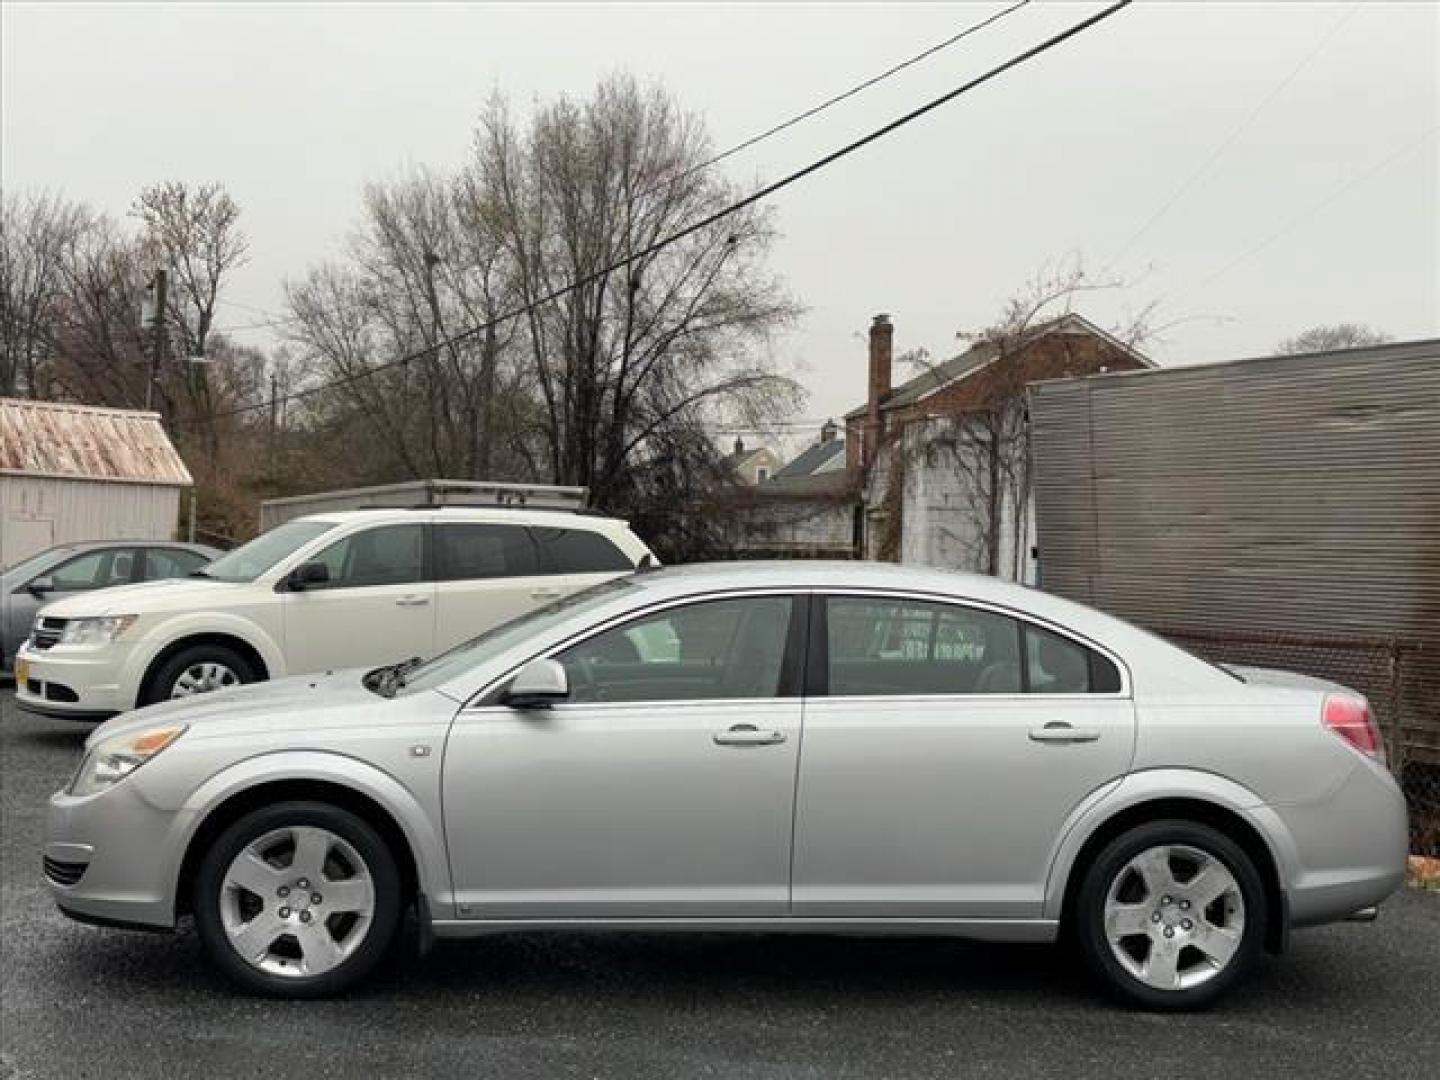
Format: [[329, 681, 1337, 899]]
[[1074, 819, 1267, 1011], [193, 801, 403, 998], [141, 643, 258, 706]]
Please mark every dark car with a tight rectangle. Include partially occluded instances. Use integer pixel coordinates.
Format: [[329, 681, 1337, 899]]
[[1, 541, 219, 677]]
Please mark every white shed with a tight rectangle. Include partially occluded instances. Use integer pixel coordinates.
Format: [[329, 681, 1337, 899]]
[[0, 398, 193, 567]]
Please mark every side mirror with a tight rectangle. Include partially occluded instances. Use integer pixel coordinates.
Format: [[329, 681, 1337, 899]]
[[502, 658, 569, 709], [284, 562, 330, 591], [27, 576, 55, 597]]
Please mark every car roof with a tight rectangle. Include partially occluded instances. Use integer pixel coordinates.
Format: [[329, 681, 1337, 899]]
[[294, 507, 631, 531]]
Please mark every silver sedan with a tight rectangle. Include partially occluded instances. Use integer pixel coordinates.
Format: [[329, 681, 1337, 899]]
[[42, 562, 1408, 1008]]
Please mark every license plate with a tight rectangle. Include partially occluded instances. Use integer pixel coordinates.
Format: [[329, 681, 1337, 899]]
[[15, 658, 29, 685]]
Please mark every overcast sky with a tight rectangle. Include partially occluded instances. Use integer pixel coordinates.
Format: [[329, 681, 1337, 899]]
[[4, 1, 1436, 452]]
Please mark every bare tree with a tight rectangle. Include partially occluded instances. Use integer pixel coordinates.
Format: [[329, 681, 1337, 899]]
[[284, 76, 802, 537], [1275, 323, 1391, 355], [877, 262, 1151, 578], [470, 75, 802, 509], [0, 190, 91, 397]]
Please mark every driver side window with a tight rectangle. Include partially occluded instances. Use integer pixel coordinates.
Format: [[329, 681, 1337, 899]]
[[306, 525, 424, 589], [553, 596, 794, 704]]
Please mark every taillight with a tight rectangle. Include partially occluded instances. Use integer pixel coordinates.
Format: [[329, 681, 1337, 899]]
[[1323, 694, 1383, 760]]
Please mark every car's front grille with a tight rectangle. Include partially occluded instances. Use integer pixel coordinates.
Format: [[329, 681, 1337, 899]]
[[42, 856, 88, 887], [31, 618, 65, 651]]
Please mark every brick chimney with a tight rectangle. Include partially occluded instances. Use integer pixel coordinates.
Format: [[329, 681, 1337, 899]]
[[820, 418, 838, 444], [863, 313, 893, 468]]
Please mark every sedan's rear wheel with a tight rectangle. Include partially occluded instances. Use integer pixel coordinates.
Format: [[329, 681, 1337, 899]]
[[194, 801, 401, 997], [1075, 820, 1266, 1010]]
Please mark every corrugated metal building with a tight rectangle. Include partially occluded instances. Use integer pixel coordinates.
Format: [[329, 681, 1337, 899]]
[[259, 479, 588, 531], [0, 399, 192, 567], [1028, 338, 1440, 761]]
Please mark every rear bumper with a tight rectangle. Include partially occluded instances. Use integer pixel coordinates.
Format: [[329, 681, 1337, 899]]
[[1273, 759, 1410, 929]]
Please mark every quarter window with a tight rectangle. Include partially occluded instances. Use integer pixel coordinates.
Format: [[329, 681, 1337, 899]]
[[531, 528, 634, 574], [1025, 624, 1121, 694], [434, 524, 540, 580], [307, 525, 424, 589], [553, 596, 794, 704]]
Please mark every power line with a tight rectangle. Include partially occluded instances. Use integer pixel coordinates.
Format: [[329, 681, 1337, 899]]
[[1104, 1, 1362, 272], [1173, 125, 1437, 302], [208, 4, 1033, 344], [648, 0, 1032, 197], [202, 4, 1032, 345], [173, 0, 1133, 429]]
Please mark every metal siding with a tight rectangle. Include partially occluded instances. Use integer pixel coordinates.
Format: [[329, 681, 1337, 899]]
[[2, 476, 181, 563], [1029, 344, 1440, 738]]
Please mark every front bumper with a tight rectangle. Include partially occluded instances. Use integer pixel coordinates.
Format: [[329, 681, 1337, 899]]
[[14, 641, 139, 720], [45, 779, 193, 930]]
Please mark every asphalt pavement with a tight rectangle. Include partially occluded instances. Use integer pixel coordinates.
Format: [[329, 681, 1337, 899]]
[[3, 689, 1438, 1080]]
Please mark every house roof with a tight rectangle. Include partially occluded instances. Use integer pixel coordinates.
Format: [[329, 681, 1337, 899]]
[[844, 313, 1150, 420], [0, 398, 193, 486], [773, 438, 846, 480]]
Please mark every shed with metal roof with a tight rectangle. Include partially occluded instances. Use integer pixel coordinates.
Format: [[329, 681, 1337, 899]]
[[0, 398, 193, 567]]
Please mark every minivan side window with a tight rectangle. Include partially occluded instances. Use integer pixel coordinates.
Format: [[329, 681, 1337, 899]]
[[532, 528, 634, 574], [307, 525, 424, 589], [434, 524, 540, 580], [553, 596, 794, 704]]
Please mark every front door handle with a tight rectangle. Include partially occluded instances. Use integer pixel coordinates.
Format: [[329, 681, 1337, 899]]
[[1029, 721, 1101, 744], [395, 595, 430, 607], [713, 723, 787, 747]]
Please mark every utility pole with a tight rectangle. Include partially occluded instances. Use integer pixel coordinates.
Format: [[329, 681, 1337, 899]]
[[146, 267, 167, 412]]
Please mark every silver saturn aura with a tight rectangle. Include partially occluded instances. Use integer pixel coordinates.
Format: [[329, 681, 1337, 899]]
[[43, 562, 1408, 1008]]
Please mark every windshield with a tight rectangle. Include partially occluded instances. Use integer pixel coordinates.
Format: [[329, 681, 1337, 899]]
[[397, 576, 638, 695], [1, 546, 71, 579], [200, 520, 337, 583]]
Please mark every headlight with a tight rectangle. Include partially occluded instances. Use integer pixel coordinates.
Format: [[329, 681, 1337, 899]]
[[59, 615, 138, 646], [69, 724, 186, 796]]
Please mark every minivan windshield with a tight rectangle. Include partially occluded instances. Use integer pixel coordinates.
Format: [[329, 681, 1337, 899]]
[[394, 576, 638, 696], [199, 520, 337, 583]]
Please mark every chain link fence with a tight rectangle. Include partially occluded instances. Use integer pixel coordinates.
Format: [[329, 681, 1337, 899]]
[[1156, 627, 1437, 857]]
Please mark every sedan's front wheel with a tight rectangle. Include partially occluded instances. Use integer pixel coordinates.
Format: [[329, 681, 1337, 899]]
[[1075, 820, 1267, 1010], [193, 801, 402, 997]]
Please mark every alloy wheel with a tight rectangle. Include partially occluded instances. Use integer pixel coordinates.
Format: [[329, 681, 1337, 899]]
[[219, 825, 376, 978], [1102, 843, 1245, 991], [170, 661, 240, 697]]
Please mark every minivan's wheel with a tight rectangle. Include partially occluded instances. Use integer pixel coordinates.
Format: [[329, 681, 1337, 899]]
[[1074, 820, 1266, 1010], [143, 643, 257, 705], [193, 801, 402, 997]]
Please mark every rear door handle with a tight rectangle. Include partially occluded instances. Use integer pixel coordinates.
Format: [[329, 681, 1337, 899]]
[[1028, 721, 1101, 743], [395, 595, 430, 607], [713, 723, 787, 747], [531, 588, 563, 600]]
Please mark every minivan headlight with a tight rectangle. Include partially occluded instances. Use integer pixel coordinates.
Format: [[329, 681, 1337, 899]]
[[59, 615, 138, 646], [70, 724, 186, 796]]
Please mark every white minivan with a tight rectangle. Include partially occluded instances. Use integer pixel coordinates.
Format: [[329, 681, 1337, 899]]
[[14, 508, 655, 720]]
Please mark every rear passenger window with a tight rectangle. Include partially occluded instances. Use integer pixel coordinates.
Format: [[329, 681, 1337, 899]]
[[824, 597, 1124, 696], [434, 524, 539, 580], [1025, 624, 1121, 694], [827, 597, 1023, 696], [532, 528, 634, 574]]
